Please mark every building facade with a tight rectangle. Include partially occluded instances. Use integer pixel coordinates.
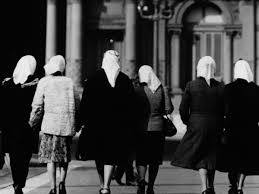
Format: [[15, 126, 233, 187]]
[[2, 0, 258, 96], [43, 0, 258, 95]]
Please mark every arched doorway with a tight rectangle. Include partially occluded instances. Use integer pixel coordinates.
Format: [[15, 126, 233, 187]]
[[180, 2, 225, 87]]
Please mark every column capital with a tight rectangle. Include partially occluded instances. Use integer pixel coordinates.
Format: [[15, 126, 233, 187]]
[[225, 30, 242, 39], [171, 29, 181, 36], [168, 24, 182, 37], [47, 0, 57, 4], [67, 0, 82, 5], [224, 24, 242, 38], [125, 0, 136, 4]]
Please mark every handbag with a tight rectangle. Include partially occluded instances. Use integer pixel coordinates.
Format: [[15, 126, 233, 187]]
[[163, 116, 177, 137]]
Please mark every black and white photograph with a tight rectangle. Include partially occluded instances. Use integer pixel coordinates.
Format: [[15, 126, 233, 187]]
[[1, 0, 259, 194]]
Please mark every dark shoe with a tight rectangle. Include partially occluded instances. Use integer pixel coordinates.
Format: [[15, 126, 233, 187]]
[[146, 186, 154, 194], [237, 189, 243, 194], [58, 182, 66, 194], [201, 189, 211, 194], [126, 180, 137, 186], [207, 187, 215, 194], [49, 188, 56, 194], [100, 188, 111, 194], [228, 187, 238, 194], [14, 188, 23, 194], [137, 180, 146, 194], [115, 178, 125, 186]]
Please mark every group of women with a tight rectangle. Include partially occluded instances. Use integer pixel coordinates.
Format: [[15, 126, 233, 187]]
[[0, 50, 173, 194], [0, 51, 258, 194], [172, 56, 259, 194]]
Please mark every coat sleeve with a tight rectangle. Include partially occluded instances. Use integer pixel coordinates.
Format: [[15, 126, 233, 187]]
[[163, 86, 174, 114], [179, 82, 191, 125], [29, 80, 44, 129], [223, 86, 231, 130], [78, 80, 90, 128]]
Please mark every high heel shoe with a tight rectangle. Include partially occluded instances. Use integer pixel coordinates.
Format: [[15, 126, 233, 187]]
[[48, 188, 56, 194], [58, 182, 66, 194], [100, 188, 111, 194], [146, 186, 155, 194], [207, 187, 215, 194], [14, 187, 23, 194], [228, 186, 237, 194], [237, 189, 243, 194]]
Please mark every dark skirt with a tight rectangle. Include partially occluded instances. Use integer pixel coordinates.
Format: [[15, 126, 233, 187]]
[[171, 114, 221, 170], [217, 127, 259, 175], [136, 131, 165, 166], [38, 133, 72, 163], [77, 128, 135, 165]]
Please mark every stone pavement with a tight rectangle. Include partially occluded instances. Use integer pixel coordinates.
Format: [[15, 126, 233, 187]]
[[2, 160, 259, 194]]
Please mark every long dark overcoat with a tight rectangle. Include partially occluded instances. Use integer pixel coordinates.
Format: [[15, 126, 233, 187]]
[[217, 79, 259, 174], [78, 69, 136, 164], [0, 77, 38, 154], [171, 77, 224, 170]]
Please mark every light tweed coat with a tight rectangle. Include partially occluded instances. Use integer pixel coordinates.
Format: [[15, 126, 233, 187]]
[[29, 76, 76, 136]]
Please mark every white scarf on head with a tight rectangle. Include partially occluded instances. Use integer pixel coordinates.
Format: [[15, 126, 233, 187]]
[[13, 55, 36, 85], [101, 50, 120, 88], [138, 65, 161, 93], [234, 60, 253, 82], [44, 55, 66, 75], [197, 56, 216, 86]]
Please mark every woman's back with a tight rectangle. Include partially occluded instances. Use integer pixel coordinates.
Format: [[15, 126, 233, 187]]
[[31, 75, 76, 136], [135, 84, 173, 132], [180, 77, 224, 125], [225, 79, 259, 124]]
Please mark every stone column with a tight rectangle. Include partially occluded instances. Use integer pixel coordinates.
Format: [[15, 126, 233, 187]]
[[45, 0, 57, 62], [170, 30, 182, 93], [66, 0, 83, 91], [124, 0, 137, 79], [66, 1, 72, 63], [158, 19, 166, 85], [223, 31, 233, 84]]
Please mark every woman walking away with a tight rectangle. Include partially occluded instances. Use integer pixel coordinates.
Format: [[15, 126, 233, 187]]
[[135, 65, 174, 194], [218, 59, 259, 194], [171, 56, 224, 194], [29, 55, 77, 194], [0, 55, 38, 194], [78, 50, 136, 194]]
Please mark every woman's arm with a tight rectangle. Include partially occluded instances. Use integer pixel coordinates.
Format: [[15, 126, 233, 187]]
[[164, 86, 174, 115], [29, 79, 45, 129], [179, 82, 191, 125]]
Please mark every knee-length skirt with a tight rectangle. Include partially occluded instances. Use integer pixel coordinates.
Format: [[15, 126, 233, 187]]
[[38, 133, 72, 163], [171, 115, 222, 170]]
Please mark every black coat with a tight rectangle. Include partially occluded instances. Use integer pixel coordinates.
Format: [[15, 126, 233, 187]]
[[172, 77, 224, 170], [218, 79, 259, 174], [78, 69, 136, 164], [0, 77, 38, 154]]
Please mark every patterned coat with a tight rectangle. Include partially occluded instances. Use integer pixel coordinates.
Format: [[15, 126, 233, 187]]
[[29, 76, 77, 136]]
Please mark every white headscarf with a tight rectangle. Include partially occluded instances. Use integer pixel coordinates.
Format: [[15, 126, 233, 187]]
[[13, 55, 37, 85], [44, 55, 66, 75], [234, 59, 253, 82], [197, 56, 216, 86], [101, 50, 120, 88], [138, 65, 161, 93]]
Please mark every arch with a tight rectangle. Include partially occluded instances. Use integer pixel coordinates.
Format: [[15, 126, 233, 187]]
[[170, 0, 233, 25]]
